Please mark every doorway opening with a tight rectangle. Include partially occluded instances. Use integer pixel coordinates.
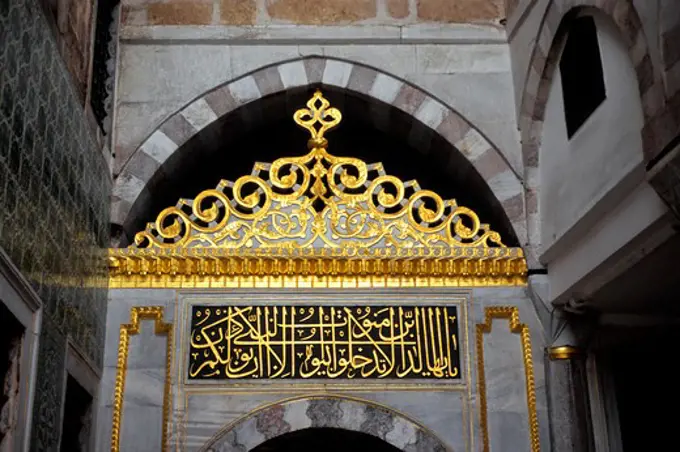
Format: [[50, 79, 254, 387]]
[[250, 427, 401, 452], [0, 301, 25, 449]]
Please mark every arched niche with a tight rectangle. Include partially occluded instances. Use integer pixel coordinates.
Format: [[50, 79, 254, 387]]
[[114, 86, 521, 249], [199, 396, 449, 452]]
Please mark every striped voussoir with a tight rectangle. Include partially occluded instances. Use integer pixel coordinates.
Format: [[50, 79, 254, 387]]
[[517, 0, 662, 263], [112, 57, 525, 242], [199, 396, 449, 452]]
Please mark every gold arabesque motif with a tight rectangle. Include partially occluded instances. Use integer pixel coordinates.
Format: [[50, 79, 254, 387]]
[[135, 90, 505, 251], [111, 90, 526, 286]]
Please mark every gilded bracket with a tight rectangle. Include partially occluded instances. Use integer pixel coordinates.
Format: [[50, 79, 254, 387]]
[[111, 306, 173, 452], [476, 306, 540, 452]]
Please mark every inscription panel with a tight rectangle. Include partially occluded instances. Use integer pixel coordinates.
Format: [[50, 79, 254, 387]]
[[188, 305, 460, 380]]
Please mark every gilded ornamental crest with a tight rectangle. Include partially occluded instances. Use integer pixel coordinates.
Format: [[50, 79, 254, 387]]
[[109, 91, 526, 287]]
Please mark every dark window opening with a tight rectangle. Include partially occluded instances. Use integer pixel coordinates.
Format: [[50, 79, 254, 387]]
[[559, 16, 606, 138], [0, 303, 25, 445], [251, 427, 402, 452], [60, 375, 93, 452], [90, 0, 119, 133]]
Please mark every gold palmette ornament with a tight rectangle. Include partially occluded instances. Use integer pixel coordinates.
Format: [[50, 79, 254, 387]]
[[109, 90, 526, 287], [132, 90, 505, 251]]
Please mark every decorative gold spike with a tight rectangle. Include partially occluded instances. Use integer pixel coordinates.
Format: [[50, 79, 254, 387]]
[[293, 90, 342, 149]]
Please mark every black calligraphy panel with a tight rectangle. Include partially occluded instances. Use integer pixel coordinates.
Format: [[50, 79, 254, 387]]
[[188, 305, 460, 380]]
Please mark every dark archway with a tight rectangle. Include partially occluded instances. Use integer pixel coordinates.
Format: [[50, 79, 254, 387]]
[[199, 396, 449, 452], [251, 427, 401, 452], [116, 86, 519, 248]]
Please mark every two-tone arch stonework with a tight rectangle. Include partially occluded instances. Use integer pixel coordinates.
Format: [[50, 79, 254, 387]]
[[200, 396, 448, 452], [517, 0, 670, 256], [111, 56, 526, 247]]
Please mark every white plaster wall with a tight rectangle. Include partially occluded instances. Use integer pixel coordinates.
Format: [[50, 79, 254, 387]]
[[113, 24, 522, 175], [539, 14, 645, 256], [508, 0, 665, 118], [547, 181, 669, 303]]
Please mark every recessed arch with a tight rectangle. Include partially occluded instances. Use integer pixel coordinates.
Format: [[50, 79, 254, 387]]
[[518, 0, 663, 259], [199, 395, 449, 452], [111, 56, 525, 248]]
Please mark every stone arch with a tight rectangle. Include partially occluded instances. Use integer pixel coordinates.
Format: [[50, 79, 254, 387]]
[[111, 56, 525, 246], [198, 395, 449, 452], [518, 0, 663, 261], [660, 1, 680, 98]]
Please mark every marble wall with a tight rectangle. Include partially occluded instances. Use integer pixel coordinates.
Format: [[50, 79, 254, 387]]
[[97, 287, 549, 451], [113, 24, 521, 180], [0, 0, 111, 449]]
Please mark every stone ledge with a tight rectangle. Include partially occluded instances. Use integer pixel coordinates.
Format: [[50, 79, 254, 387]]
[[119, 23, 507, 44]]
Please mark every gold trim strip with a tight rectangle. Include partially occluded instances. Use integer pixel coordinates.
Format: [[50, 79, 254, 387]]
[[111, 307, 173, 452], [476, 307, 540, 452], [109, 273, 526, 288], [182, 383, 467, 393], [547, 345, 583, 360], [109, 241, 527, 288]]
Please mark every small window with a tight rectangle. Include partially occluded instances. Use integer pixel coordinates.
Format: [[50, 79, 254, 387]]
[[559, 16, 606, 138], [60, 375, 93, 452]]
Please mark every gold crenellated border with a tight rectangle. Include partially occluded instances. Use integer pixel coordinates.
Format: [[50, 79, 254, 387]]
[[111, 307, 173, 452], [108, 248, 527, 288], [476, 306, 540, 452]]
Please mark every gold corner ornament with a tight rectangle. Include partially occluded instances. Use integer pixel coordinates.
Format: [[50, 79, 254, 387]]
[[111, 307, 173, 452], [110, 90, 527, 287], [476, 307, 540, 452]]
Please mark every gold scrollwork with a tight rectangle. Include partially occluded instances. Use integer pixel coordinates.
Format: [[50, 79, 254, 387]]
[[111, 307, 173, 452], [476, 307, 540, 452], [131, 90, 508, 253]]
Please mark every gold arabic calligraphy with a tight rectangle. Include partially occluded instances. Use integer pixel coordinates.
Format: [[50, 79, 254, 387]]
[[188, 305, 460, 379]]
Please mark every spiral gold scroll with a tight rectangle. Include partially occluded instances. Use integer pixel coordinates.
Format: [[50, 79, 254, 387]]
[[133, 91, 506, 253]]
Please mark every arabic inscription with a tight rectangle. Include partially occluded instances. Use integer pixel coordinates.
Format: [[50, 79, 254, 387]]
[[188, 304, 460, 380]]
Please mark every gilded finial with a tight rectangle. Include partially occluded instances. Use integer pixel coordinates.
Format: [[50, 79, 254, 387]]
[[293, 90, 342, 149]]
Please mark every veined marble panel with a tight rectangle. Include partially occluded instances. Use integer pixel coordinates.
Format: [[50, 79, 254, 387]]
[[95, 287, 550, 452]]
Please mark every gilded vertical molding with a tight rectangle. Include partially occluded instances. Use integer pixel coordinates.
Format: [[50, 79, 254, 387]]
[[111, 306, 173, 452], [476, 306, 540, 452]]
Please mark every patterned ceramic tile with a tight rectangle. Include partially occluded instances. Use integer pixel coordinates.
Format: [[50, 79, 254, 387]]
[[0, 0, 110, 449]]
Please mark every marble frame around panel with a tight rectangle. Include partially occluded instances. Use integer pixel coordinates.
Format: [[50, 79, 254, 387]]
[[172, 289, 475, 452], [196, 393, 452, 452], [180, 387, 468, 452]]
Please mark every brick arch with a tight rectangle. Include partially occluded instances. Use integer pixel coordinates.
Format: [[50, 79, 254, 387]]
[[111, 56, 525, 244], [518, 0, 664, 260], [199, 395, 449, 452]]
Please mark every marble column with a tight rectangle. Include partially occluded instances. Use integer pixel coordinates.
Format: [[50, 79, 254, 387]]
[[545, 344, 595, 452]]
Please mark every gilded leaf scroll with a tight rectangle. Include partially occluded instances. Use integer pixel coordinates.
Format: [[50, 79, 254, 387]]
[[134, 90, 505, 251]]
